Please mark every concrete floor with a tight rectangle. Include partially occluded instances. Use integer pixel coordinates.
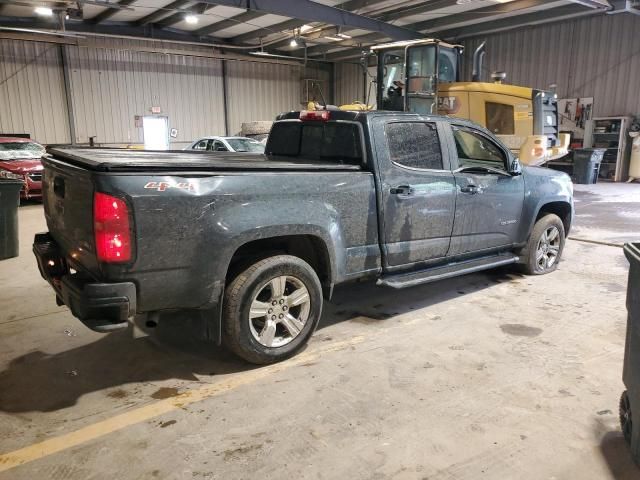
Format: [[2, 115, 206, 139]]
[[1, 183, 639, 479]]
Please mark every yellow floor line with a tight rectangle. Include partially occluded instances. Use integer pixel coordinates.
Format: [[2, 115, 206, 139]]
[[0, 336, 364, 473]]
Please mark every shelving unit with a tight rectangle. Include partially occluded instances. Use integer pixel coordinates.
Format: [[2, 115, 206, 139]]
[[584, 116, 633, 182]]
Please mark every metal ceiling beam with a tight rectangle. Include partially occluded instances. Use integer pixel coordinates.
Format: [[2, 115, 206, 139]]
[[302, 0, 461, 56], [566, 0, 612, 8], [317, 0, 598, 61], [370, 0, 459, 23], [0, 15, 228, 44], [135, 0, 190, 25], [305, 0, 561, 57], [202, 0, 422, 42], [247, 0, 401, 50], [435, 4, 602, 39], [194, 9, 264, 36], [232, 17, 303, 43], [230, 0, 397, 44], [154, 1, 209, 27], [89, 0, 137, 24], [401, 0, 568, 34]]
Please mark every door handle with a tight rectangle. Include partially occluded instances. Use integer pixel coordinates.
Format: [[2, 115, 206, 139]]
[[390, 185, 413, 195], [460, 185, 480, 194]]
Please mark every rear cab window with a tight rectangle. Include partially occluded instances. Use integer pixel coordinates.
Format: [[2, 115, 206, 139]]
[[266, 121, 364, 165]]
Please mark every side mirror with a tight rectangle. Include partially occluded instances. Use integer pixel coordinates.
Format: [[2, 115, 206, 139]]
[[510, 158, 523, 176]]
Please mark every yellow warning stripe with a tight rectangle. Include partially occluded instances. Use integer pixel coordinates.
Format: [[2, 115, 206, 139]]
[[0, 336, 364, 473]]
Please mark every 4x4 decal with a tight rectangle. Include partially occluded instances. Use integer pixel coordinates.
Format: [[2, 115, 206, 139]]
[[143, 181, 195, 192]]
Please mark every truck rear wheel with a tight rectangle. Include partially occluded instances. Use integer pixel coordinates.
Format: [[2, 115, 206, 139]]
[[223, 255, 323, 364], [519, 213, 566, 275]]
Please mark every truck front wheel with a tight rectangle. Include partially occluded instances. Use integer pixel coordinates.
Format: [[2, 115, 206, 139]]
[[519, 213, 566, 275], [223, 255, 323, 364]]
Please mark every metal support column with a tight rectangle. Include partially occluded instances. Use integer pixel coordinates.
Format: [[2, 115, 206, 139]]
[[221, 59, 230, 136], [59, 45, 77, 145]]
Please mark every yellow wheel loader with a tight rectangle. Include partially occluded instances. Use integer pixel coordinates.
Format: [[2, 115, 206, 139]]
[[352, 39, 569, 165]]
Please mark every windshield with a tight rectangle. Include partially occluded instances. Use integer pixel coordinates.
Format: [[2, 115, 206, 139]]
[[0, 142, 45, 160], [226, 138, 265, 153]]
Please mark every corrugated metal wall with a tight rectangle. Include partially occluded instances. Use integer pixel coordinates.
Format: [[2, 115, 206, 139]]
[[0, 39, 70, 143], [225, 60, 301, 135], [334, 62, 364, 106], [460, 12, 640, 117], [66, 40, 226, 146], [0, 37, 333, 146], [225, 60, 332, 134]]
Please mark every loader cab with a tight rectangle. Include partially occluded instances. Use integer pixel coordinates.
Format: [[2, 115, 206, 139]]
[[373, 39, 462, 115]]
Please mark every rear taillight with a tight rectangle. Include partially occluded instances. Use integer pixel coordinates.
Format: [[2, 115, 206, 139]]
[[94, 192, 132, 263]]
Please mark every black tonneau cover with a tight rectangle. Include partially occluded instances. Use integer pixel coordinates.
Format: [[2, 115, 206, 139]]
[[46, 148, 362, 172]]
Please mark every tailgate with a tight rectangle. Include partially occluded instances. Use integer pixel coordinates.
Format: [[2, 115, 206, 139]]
[[42, 157, 100, 276]]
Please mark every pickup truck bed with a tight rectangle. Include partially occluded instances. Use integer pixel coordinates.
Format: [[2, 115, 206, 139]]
[[48, 148, 362, 172]]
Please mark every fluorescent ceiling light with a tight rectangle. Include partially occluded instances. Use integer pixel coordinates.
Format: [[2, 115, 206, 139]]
[[324, 36, 343, 41], [185, 14, 198, 24], [337, 33, 352, 39], [299, 24, 313, 34], [34, 6, 53, 16]]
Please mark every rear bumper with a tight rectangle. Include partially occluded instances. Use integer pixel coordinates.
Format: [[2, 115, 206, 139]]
[[33, 232, 135, 332]]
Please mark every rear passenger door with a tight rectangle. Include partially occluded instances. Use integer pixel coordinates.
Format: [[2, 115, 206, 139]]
[[372, 117, 456, 269]]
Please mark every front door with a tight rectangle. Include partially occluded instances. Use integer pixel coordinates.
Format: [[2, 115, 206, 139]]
[[142, 116, 169, 150], [373, 118, 456, 269], [445, 124, 525, 256]]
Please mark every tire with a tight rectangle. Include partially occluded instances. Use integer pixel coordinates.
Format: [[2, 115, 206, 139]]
[[518, 213, 566, 275], [222, 255, 323, 364], [621, 390, 633, 446]]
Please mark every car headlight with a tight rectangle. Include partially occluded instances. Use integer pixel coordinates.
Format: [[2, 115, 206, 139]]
[[0, 169, 24, 181]]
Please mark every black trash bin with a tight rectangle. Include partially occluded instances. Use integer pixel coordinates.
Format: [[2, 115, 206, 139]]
[[620, 242, 640, 463], [0, 179, 23, 260], [573, 148, 605, 184]]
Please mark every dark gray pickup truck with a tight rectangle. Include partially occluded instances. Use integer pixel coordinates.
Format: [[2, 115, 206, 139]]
[[34, 111, 573, 364]]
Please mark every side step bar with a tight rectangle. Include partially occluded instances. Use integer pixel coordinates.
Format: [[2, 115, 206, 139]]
[[377, 253, 519, 289]]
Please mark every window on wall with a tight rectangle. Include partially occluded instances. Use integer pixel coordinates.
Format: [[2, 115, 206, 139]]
[[386, 122, 443, 170], [485, 102, 515, 135], [453, 126, 507, 170]]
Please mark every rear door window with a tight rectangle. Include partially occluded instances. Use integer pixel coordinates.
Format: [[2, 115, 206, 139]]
[[385, 122, 443, 170], [266, 122, 363, 165]]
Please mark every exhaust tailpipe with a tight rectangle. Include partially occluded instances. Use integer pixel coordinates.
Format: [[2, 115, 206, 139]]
[[472, 41, 486, 82]]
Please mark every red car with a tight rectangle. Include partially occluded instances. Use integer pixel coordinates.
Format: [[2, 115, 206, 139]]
[[0, 137, 45, 200]]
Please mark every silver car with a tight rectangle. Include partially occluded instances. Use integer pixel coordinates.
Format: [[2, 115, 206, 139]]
[[185, 136, 265, 153]]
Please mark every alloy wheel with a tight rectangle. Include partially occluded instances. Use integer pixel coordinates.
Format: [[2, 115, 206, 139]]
[[535, 226, 561, 271], [248, 275, 311, 348]]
